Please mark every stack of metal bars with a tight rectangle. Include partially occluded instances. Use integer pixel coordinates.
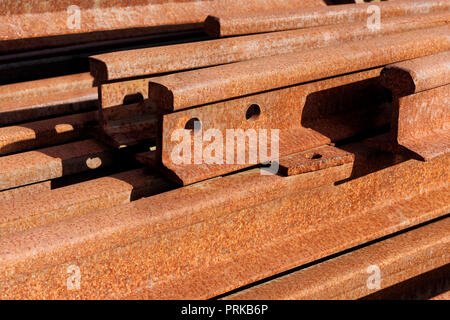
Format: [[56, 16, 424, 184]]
[[0, 0, 448, 299]]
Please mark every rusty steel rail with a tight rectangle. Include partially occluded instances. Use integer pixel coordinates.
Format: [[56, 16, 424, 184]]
[[0, 0, 324, 47], [205, 0, 450, 37], [95, 18, 450, 149], [0, 168, 172, 237], [0, 88, 98, 126], [0, 145, 447, 299], [222, 217, 450, 300], [381, 51, 450, 96], [159, 68, 389, 185], [148, 26, 449, 111], [0, 139, 116, 191], [0, 111, 97, 155], [0, 73, 94, 104], [381, 52, 450, 160], [90, 12, 449, 82], [0, 181, 51, 203]]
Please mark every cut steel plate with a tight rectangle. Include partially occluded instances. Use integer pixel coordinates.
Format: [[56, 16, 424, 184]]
[[278, 145, 355, 176], [205, 0, 450, 37], [148, 26, 450, 111]]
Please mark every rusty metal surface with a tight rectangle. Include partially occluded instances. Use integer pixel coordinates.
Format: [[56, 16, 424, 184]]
[[90, 13, 449, 82], [0, 88, 98, 126], [380, 54, 450, 161], [0, 181, 51, 204], [431, 290, 450, 300], [381, 51, 450, 96], [148, 26, 450, 111], [0, 73, 94, 105], [0, 168, 171, 237], [0, 147, 447, 299], [395, 85, 450, 160], [205, 0, 450, 37], [0, 0, 448, 301], [0, 139, 115, 191], [223, 217, 450, 300], [0, 0, 324, 44], [159, 68, 389, 184], [0, 111, 97, 155], [278, 145, 355, 176]]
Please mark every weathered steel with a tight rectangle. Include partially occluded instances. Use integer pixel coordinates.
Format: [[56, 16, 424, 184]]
[[431, 291, 450, 300], [0, 168, 171, 237], [278, 145, 355, 176], [0, 88, 98, 126], [395, 85, 450, 160], [381, 53, 450, 160], [0, 139, 115, 191], [223, 218, 450, 300], [0, 73, 94, 105], [205, 0, 450, 37], [380, 51, 450, 96], [0, 146, 447, 299], [0, 111, 97, 155], [90, 13, 449, 82], [0, 0, 324, 45], [148, 26, 450, 111], [0, 181, 51, 203], [158, 68, 389, 185]]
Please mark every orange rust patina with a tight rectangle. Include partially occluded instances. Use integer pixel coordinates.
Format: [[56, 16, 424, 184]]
[[205, 0, 450, 37]]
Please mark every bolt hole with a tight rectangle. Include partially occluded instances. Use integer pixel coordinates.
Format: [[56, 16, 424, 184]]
[[310, 153, 323, 160], [185, 118, 202, 132], [246, 104, 261, 121], [123, 93, 144, 105]]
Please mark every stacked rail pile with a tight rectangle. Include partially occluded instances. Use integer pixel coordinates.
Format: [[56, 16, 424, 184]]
[[0, 0, 448, 299]]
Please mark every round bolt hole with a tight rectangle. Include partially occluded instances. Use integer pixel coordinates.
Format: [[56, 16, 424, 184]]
[[246, 104, 261, 121], [185, 118, 202, 132], [310, 153, 323, 160]]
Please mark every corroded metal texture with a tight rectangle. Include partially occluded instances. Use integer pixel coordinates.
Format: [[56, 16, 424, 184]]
[[159, 68, 389, 185], [0, 139, 115, 191], [205, 0, 450, 37], [148, 26, 450, 111], [381, 53, 450, 160], [90, 13, 449, 82], [381, 51, 450, 96], [0, 73, 94, 104], [0, 147, 447, 299], [431, 290, 450, 300], [395, 85, 450, 160], [0, 0, 324, 44], [0, 111, 97, 155], [0, 88, 98, 126], [278, 145, 355, 176], [223, 218, 450, 300], [0, 169, 171, 237], [0, 181, 51, 204]]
